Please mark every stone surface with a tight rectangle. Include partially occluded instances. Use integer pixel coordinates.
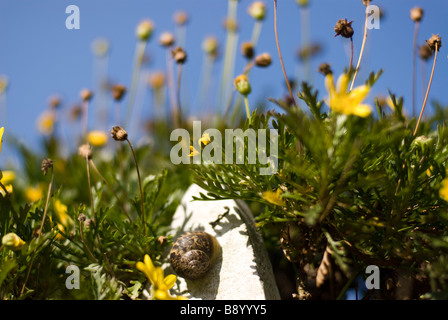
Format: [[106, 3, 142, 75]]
[[166, 184, 280, 300]]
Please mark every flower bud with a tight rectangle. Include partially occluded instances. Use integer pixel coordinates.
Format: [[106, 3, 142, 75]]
[[111, 84, 127, 101], [172, 47, 187, 64], [41, 158, 54, 176], [234, 74, 252, 96], [419, 44, 433, 61], [2, 232, 25, 251], [78, 144, 92, 159], [148, 72, 166, 90], [410, 7, 423, 22], [254, 53, 272, 67], [241, 42, 255, 59], [136, 20, 154, 41], [318, 63, 332, 76], [173, 11, 189, 26], [202, 36, 219, 57], [80, 89, 93, 102], [159, 32, 175, 47], [248, 1, 266, 21]]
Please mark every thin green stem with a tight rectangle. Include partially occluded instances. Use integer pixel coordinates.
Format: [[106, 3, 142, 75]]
[[176, 63, 183, 127], [414, 44, 438, 137], [126, 138, 145, 234], [79, 218, 98, 263], [38, 167, 54, 235], [166, 48, 178, 128], [244, 95, 251, 124], [89, 159, 131, 222], [85, 156, 95, 221], [125, 40, 147, 128], [350, 0, 369, 91], [412, 22, 420, 118], [274, 0, 296, 107]]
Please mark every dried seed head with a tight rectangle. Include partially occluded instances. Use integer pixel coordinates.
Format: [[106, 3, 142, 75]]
[[111, 84, 127, 101], [159, 32, 175, 47], [78, 144, 92, 160], [410, 7, 424, 22], [110, 126, 128, 141], [41, 158, 54, 175], [78, 213, 86, 223], [361, 0, 372, 6], [334, 19, 354, 39], [234, 74, 251, 96], [254, 53, 272, 67], [136, 20, 154, 41], [248, 1, 266, 21], [241, 42, 255, 59], [426, 34, 442, 52], [172, 47, 187, 64], [419, 43, 433, 61], [80, 89, 93, 102], [318, 63, 332, 76], [173, 11, 189, 26]]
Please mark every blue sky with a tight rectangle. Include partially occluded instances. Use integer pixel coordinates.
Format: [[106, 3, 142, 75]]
[[0, 0, 447, 167]]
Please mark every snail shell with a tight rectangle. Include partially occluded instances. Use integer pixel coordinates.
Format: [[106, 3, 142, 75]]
[[169, 231, 221, 280]]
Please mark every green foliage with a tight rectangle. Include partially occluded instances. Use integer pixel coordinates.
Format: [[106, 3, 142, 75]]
[[191, 71, 448, 299]]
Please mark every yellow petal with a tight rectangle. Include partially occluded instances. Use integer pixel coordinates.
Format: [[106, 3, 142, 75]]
[[336, 73, 350, 94], [349, 85, 370, 105], [352, 104, 372, 118], [324, 74, 336, 96], [163, 274, 177, 289], [0, 171, 15, 185]]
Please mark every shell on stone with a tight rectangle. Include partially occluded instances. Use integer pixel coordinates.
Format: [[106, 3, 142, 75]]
[[169, 231, 221, 280]]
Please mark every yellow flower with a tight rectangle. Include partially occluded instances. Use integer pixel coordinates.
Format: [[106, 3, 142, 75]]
[[262, 188, 285, 206], [189, 146, 199, 157], [0, 170, 15, 185], [0, 170, 14, 196], [37, 110, 56, 135], [54, 199, 71, 227], [325, 73, 372, 118], [88, 130, 108, 147], [2, 232, 25, 251], [136, 254, 187, 300], [25, 184, 45, 203], [439, 178, 448, 201], [0, 126, 4, 157], [198, 133, 211, 146]]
